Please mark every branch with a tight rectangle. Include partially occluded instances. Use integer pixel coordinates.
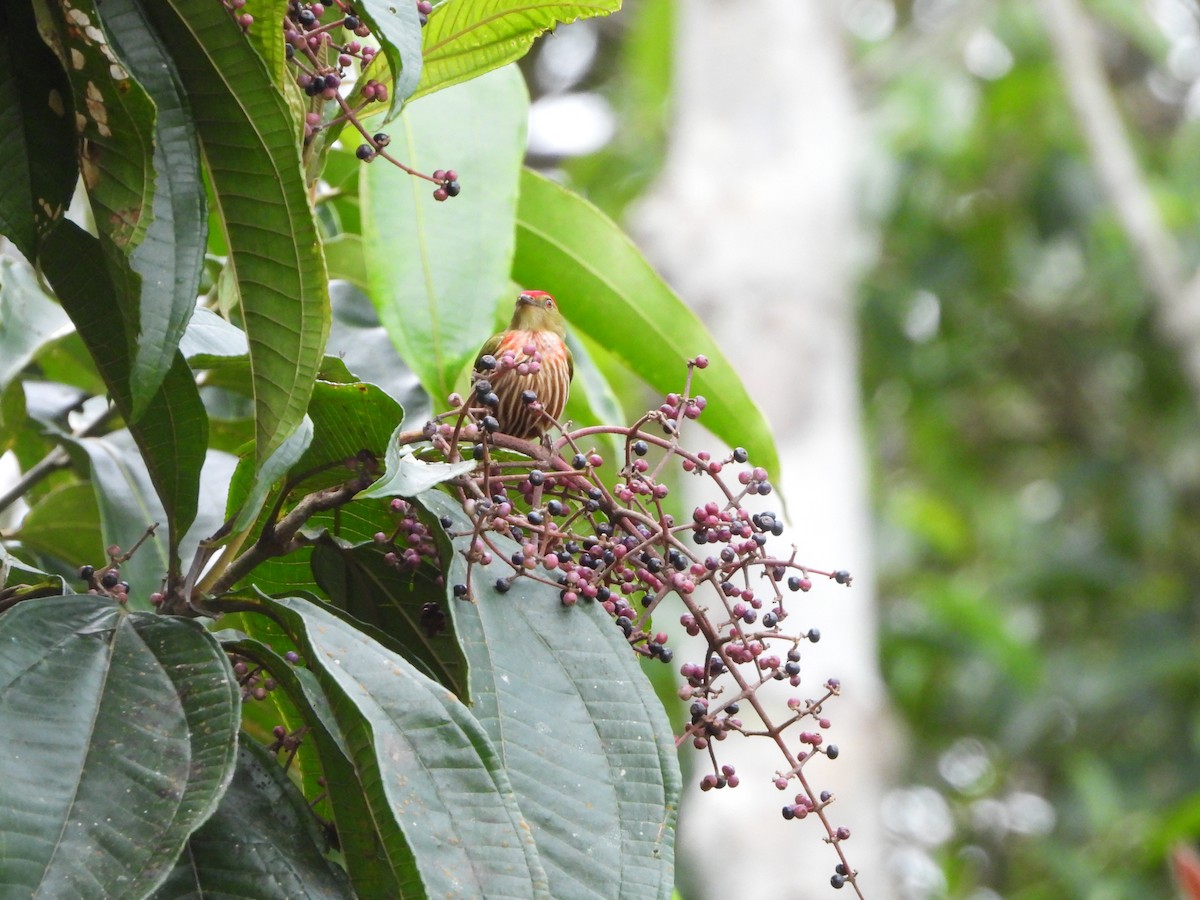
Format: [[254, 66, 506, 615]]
[[201, 480, 366, 599]]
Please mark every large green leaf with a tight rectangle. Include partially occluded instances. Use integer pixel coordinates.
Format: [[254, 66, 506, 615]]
[[0, 596, 239, 898], [98, 0, 209, 418], [41, 221, 207, 580], [414, 0, 621, 100], [150, 740, 350, 899], [220, 629, 401, 897], [144, 1, 330, 470], [513, 168, 781, 481], [224, 376, 400, 537], [226, 591, 549, 898], [294, 379, 403, 475], [311, 541, 467, 694], [0, 1, 76, 258], [0, 255, 71, 392], [326, 281, 434, 418], [421, 490, 679, 898], [361, 65, 527, 403], [56, 428, 171, 607], [13, 481, 104, 572], [35, 0, 172, 418]]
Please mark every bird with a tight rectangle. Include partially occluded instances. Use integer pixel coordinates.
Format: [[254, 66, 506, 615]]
[[474, 290, 574, 440]]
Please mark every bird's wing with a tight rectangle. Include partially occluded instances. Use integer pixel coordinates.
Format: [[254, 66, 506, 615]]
[[475, 332, 504, 370]]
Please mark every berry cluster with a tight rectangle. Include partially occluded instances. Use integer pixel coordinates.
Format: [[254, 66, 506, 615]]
[[78, 559, 131, 603], [232, 654, 281, 703], [382, 356, 864, 896], [77, 530, 160, 605], [226, 0, 460, 200]]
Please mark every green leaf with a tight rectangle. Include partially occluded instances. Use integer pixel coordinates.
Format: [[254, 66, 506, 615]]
[[326, 281, 434, 418], [311, 541, 468, 694], [361, 65, 527, 403], [415, 0, 621, 100], [421, 490, 679, 898], [295, 379, 404, 475], [0, 255, 71, 392], [513, 168, 781, 482], [323, 234, 367, 289], [0, 596, 239, 898], [0, 379, 27, 457], [359, 431, 475, 498], [227, 591, 548, 897], [215, 631, 332, 810], [62, 429, 171, 607], [242, 0, 292, 89], [144, 1, 330, 470], [41, 221, 207, 579], [98, 0, 209, 418], [226, 376, 400, 536], [179, 305, 249, 359], [0, 544, 66, 597], [36, 0, 165, 415], [13, 482, 104, 571], [150, 740, 351, 899], [358, 0, 425, 115], [220, 629, 399, 897], [0, 1, 76, 257], [228, 416, 314, 534]]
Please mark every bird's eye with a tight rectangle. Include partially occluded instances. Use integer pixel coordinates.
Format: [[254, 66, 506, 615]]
[[544, 298, 555, 308]]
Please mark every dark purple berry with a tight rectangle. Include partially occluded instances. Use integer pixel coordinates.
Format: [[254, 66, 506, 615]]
[[343, 15, 360, 28], [833, 569, 852, 585], [355, 143, 375, 160], [826, 744, 839, 759], [444, 180, 461, 197], [373, 132, 390, 147], [453, 583, 468, 597], [79, 565, 94, 581], [477, 354, 497, 371], [100, 570, 119, 589], [831, 874, 845, 889], [808, 628, 821, 642], [632, 439, 648, 456]]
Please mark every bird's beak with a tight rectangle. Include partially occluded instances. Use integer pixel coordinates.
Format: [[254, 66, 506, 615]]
[[517, 293, 537, 307]]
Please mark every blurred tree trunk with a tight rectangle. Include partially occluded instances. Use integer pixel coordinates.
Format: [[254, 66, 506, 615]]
[[633, 1, 896, 896]]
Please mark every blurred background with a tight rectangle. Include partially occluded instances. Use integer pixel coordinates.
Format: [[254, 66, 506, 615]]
[[521, 0, 1200, 896]]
